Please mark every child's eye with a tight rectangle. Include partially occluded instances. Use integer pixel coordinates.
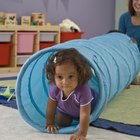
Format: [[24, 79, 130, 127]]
[[69, 75, 74, 79], [57, 75, 63, 80]]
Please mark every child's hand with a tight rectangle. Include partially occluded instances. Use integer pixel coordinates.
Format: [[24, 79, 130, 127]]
[[70, 134, 87, 140], [45, 124, 59, 133]]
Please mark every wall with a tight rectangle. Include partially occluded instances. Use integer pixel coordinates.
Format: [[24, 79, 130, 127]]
[[115, 0, 128, 29], [0, 0, 115, 38]]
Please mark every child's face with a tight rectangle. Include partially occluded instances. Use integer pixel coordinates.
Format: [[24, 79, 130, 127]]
[[54, 62, 78, 96]]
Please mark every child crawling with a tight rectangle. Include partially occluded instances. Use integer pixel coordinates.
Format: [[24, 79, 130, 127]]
[[45, 48, 97, 140]]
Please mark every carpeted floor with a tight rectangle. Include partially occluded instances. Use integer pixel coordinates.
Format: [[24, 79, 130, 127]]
[[0, 105, 140, 140], [0, 77, 140, 139]]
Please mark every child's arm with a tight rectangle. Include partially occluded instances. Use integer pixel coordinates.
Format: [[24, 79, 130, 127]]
[[70, 103, 91, 140], [46, 98, 59, 133]]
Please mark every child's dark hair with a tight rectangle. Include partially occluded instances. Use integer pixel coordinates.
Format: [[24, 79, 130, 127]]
[[107, 29, 121, 33], [46, 48, 92, 86]]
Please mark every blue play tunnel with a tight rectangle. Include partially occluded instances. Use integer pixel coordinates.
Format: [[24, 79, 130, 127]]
[[16, 32, 140, 134]]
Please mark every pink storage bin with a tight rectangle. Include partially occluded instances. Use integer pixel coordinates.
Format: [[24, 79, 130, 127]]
[[17, 32, 37, 54]]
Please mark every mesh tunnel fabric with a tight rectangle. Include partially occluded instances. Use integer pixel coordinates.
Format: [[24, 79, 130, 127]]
[[16, 33, 140, 134]]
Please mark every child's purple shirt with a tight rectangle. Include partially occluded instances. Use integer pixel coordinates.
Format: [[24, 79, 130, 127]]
[[49, 83, 94, 118]]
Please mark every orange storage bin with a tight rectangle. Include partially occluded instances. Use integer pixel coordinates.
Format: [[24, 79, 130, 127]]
[[0, 43, 12, 66], [17, 32, 37, 54], [40, 42, 56, 50], [60, 32, 84, 43]]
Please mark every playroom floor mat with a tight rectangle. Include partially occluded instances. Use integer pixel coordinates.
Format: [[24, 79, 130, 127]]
[[0, 77, 17, 108], [0, 79, 16, 87], [92, 85, 140, 136], [99, 85, 140, 125]]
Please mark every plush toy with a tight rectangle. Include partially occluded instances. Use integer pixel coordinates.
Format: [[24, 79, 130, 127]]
[[59, 19, 81, 32]]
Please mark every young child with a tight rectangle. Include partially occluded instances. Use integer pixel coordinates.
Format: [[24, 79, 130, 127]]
[[45, 48, 97, 140]]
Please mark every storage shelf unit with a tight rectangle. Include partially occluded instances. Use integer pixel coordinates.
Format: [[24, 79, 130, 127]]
[[0, 25, 60, 74]]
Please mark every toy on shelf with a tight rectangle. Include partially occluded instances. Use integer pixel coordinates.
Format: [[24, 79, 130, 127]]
[[0, 12, 17, 26], [59, 19, 81, 32], [21, 16, 31, 26], [0, 12, 4, 25], [4, 13, 16, 26], [31, 12, 45, 26]]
